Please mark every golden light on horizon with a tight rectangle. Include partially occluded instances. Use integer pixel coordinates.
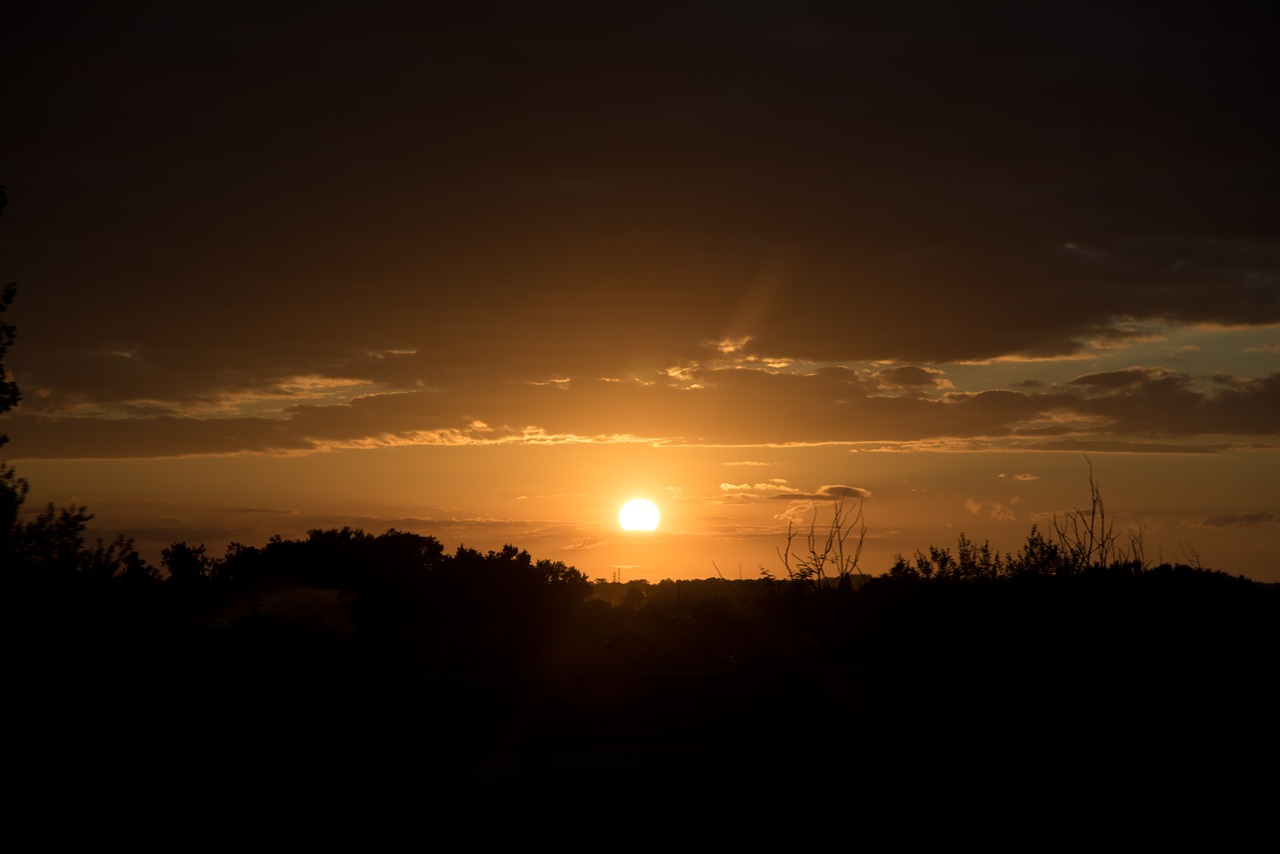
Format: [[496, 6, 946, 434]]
[[619, 498, 660, 531]]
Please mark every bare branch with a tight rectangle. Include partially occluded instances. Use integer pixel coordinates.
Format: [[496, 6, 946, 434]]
[[775, 498, 867, 589]]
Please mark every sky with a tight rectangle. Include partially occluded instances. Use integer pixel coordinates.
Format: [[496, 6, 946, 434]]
[[2, 2, 1278, 582]]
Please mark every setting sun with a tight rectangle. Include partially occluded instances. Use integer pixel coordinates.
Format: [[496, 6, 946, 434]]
[[619, 498, 660, 531]]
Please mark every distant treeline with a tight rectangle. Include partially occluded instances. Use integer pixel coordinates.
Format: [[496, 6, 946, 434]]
[[4, 492, 1276, 683]]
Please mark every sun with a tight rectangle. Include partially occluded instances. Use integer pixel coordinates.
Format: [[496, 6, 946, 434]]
[[619, 498, 660, 531]]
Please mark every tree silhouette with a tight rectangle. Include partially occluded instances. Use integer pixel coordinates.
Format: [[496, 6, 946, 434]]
[[161, 541, 214, 588], [0, 187, 151, 587], [0, 280, 16, 426], [1, 186, 27, 551], [1, 184, 31, 569], [1, 186, 17, 428]]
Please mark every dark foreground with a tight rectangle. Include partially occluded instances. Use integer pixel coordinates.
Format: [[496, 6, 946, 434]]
[[10, 551, 1278, 849], [18, 650, 1275, 850]]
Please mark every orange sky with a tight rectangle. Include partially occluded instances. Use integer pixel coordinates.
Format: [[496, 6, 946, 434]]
[[3, 3, 1278, 581]]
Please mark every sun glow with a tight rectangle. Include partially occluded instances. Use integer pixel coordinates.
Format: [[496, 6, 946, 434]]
[[619, 498, 660, 531]]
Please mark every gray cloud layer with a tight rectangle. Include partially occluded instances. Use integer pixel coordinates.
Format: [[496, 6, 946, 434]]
[[3, 2, 1277, 459]]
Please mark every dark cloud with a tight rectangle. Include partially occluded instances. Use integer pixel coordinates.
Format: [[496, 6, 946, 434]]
[[1198, 512, 1278, 528], [1069, 369, 1167, 390], [772, 485, 871, 502], [872, 366, 952, 391], [1073, 371, 1280, 437], [1013, 440, 1221, 455]]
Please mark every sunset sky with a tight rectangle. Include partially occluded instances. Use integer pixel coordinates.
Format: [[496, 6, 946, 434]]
[[3, 3, 1277, 582]]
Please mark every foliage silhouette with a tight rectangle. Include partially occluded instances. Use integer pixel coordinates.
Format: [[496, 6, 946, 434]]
[[1, 186, 19, 429], [162, 541, 214, 588], [1, 186, 27, 554], [1, 188, 151, 598]]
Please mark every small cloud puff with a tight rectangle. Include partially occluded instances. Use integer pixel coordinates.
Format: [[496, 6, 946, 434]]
[[988, 502, 1016, 521], [965, 498, 1015, 520], [563, 538, 607, 551], [772, 484, 871, 501]]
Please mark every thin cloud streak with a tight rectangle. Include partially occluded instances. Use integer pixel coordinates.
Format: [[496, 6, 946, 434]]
[[10, 366, 1277, 459]]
